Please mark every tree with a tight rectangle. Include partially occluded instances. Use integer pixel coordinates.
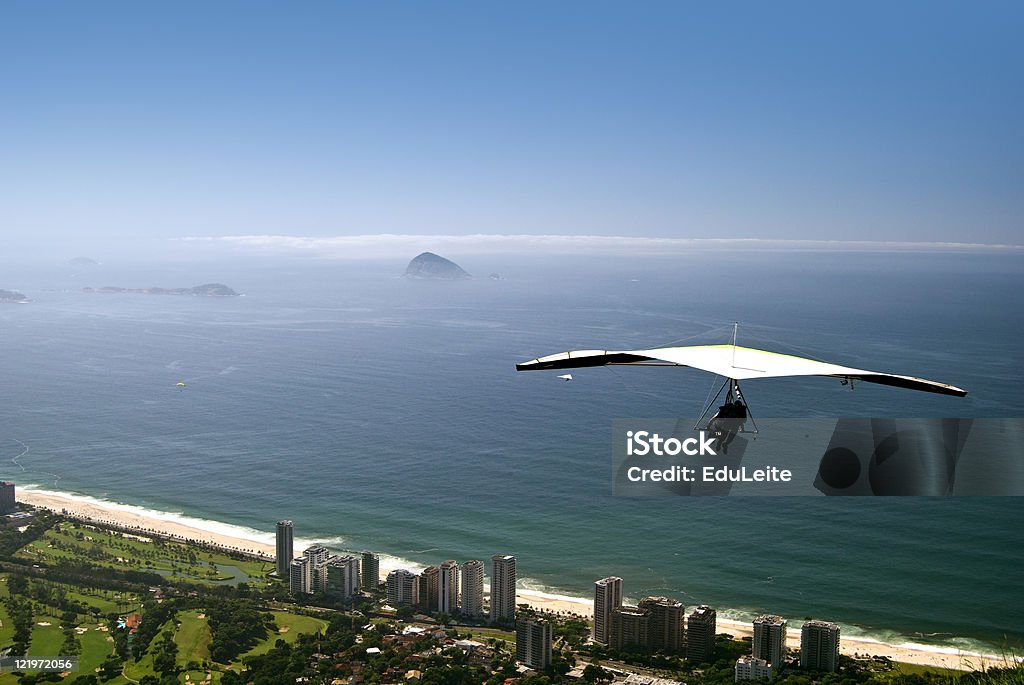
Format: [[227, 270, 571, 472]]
[[220, 671, 244, 685], [61, 628, 82, 657], [98, 655, 123, 682], [582, 663, 613, 683], [69, 676, 98, 685], [151, 630, 179, 676], [206, 598, 276, 662]]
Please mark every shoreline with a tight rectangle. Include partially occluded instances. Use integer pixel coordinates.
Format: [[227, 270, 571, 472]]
[[15, 487, 1016, 672]]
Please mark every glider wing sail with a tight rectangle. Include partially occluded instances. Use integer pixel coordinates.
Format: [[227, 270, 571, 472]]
[[516, 344, 967, 397]]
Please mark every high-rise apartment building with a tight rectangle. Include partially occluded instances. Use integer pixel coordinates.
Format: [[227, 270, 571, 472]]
[[639, 596, 685, 653], [607, 595, 687, 653], [0, 481, 15, 515], [593, 577, 622, 645], [800, 620, 840, 672], [275, 520, 294, 577], [461, 560, 485, 617], [610, 605, 650, 650], [516, 619, 552, 670], [386, 569, 420, 606], [361, 551, 380, 591], [753, 615, 787, 666], [687, 605, 717, 663], [324, 555, 361, 600], [305, 545, 330, 593], [439, 560, 459, 614], [489, 554, 516, 621], [288, 545, 332, 595], [289, 556, 309, 594], [419, 566, 440, 611], [304, 544, 330, 566]]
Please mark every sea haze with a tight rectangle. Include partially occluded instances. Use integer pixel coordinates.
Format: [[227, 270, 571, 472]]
[[1, 250, 1022, 652]]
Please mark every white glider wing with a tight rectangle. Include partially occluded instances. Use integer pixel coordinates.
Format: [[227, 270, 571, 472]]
[[515, 344, 967, 397]]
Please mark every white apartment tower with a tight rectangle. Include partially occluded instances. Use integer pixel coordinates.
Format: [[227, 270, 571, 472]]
[[304, 544, 330, 566], [593, 577, 623, 645], [489, 554, 517, 621], [461, 560, 485, 617], [288, 545, 332, 595], [386, 569, 420, 606]]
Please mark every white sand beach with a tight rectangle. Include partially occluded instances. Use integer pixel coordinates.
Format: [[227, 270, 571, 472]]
[[17, 488, 276, 558], [17, 488, 1015, 672]]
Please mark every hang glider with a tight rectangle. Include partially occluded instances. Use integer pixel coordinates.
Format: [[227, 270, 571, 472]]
[[516, 343, 967, 397]]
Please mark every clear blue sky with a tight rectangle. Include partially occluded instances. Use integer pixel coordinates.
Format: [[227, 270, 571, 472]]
[[2, 1, 1021, 251]]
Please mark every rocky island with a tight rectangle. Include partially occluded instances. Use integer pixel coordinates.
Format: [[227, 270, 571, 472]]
[[403, 252, 470, 279], [82, 283, 240, 297], [0, 289, 30, 303]]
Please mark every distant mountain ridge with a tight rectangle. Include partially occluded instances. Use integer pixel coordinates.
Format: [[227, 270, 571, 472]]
[[82, 283, 240, 297], [403, 252, 470, 279]]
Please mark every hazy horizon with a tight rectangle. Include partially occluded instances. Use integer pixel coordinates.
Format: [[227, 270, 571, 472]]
[[2, 233, 1024, 276]]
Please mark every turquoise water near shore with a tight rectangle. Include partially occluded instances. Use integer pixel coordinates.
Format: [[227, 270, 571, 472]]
[[2, 250, 1022, 654]]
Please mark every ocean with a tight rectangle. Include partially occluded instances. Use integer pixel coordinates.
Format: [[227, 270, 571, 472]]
[[2, 248, 1022, 654]]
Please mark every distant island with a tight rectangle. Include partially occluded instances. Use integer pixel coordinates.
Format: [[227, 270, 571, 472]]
[[82, 283, 240, 297], [403, 252, 470, 279], [0, 289, 30, 303]]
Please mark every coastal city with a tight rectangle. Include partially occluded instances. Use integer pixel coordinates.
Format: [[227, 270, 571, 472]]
[[2, 484, 1014, 685], [277, 517, 839, 680]]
